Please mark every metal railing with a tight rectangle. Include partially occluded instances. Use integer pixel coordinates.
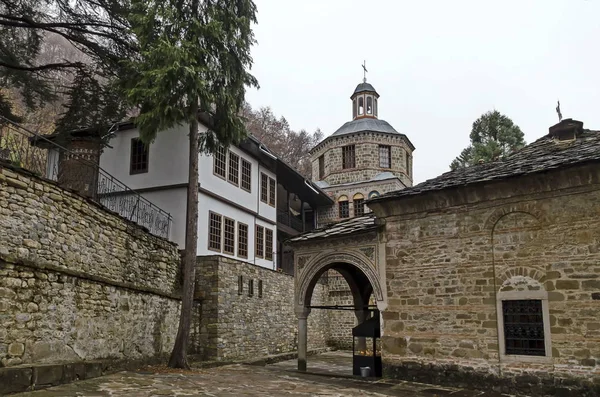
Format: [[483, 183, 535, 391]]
[[0, 117, 172, 238]]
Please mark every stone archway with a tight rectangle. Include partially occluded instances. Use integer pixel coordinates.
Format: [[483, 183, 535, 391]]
[[294, 249, 385, 372]]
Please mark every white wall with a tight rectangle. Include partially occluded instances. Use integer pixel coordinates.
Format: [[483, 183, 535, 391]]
[[197, 193, 277, 270], [138, 188, 187, 247], [198, 145, 276, 223], [100, 124, 197, 190]]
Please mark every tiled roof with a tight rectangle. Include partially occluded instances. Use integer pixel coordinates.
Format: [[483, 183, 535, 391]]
[[370, 128, 600, 202], [287, 214, 377, 243]]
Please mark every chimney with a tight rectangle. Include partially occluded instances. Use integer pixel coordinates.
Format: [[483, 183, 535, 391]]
[[548, 118, 584, 141]]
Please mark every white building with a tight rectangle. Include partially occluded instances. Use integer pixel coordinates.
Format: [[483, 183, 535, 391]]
[[95, 119, 330, 270]]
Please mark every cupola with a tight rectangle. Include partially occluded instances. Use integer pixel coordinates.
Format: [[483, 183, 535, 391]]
[[351, 80, 380, 120]]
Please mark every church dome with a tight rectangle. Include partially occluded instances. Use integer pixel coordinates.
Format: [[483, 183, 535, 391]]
[[352, 82, 378, 97], [331, 118, 399, 137]]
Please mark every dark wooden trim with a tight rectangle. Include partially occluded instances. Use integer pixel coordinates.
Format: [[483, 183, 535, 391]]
[[198, 186, 276, 226], [129, 137, 149, 175]]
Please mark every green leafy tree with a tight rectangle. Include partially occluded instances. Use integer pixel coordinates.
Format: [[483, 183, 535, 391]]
[[450, 110, 525, 170], [122, 0, 258, 369]]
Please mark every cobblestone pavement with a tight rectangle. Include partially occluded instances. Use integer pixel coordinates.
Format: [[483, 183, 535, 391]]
[[14, 352, 516, 397]]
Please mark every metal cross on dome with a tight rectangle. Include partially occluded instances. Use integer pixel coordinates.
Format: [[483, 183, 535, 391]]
[[362, 60, 368, 82]]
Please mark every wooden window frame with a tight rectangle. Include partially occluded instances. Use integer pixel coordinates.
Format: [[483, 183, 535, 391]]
[[228, 151, 240, 186], [237, 222, 248, 258], [268, 177, 276, 207], [255, 225, 264, 258], [379, 145, 391, 168], [241, 159, 252, 192], [223, 217, 236, 255], [265, 228, 273, 261], [214, 146, 227, 179], [342, 145, 356, 169], [354, 198, 365, 217], [339, 200, 350, 219], [130, 138, 149, 175], [318, 155, 325, 179], [208, 211, 222, 252], [260, 173, 268, 203]]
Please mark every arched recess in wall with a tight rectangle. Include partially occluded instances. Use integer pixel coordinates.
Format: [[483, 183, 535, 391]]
[[368, 191, 380, 199]]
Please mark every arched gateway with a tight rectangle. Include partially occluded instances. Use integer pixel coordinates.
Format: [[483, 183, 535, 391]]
[[288, 215, 387, 372]]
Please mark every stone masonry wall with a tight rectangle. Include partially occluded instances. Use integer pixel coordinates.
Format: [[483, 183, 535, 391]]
[[310, 132, 413, 187], [325, 270, 355, 349], [374, 164, 600, 396], [0, 164, 181, 367], [194, 256, 330, 361]]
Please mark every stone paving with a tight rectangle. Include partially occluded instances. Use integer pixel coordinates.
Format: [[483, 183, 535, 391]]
[[13, 352, 518, 397]]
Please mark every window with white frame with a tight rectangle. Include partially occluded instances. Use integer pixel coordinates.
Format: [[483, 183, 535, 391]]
[[214, 147, 227, 178], [228, 151, 239, 186]]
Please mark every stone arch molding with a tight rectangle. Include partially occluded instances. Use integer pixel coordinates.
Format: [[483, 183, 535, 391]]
[[296, 250, 384, 307]]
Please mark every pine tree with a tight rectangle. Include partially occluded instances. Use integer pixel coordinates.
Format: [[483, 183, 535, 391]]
[[450, 110, 525, 170], [122, 0, 258, 369]]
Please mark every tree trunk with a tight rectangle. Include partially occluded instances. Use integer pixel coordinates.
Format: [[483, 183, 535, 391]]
[[168, 101, 200, 369]]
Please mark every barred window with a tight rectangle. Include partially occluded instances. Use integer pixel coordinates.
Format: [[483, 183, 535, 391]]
[[223, 217, 235, 254], [214, 146, 227, 178], [379, 145, 391, 168], [260, 173, 268, 203], [318, 155, 325, 179], [265, 228, 273, 261], [130, 138, 149, 174], [256, 225, 264, 258], [353, 193, 365, 217], [342, 145, 355, 169], [248, 279, 254, 296], [208, 212, 222, 251], [502, 300, 546, 356], [258, 280, 263, 298], [237, 222, 248, 258], [241, 159, 252, 192], [228, 151, 239, 185], [338, 195, 349, 218], [269, 177, 276, 206]]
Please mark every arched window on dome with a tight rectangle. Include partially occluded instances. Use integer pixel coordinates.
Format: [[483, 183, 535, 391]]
[[366, 96, 373, 115], [338, 195, 349, 218], [368, 191, 380, 199], [374, 98, 378, 117], [353, 193, 365, 217], [358, 97, 364, 116], [353, 99, 357, 119]]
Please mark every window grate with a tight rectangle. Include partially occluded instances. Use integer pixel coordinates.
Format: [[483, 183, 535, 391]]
[[228, 151, 239, 185], [208, 212, 222, 251], [130, 138, 149, 174], [339, 200, 349, 218], [237, 222, 248, 258], [269, 177, 276, 206], [214, 147, 227, 178], [502, 299, 546, 356], [342, 145, 355, 169], [223, 217, 235, 254], [354, 198, 365, 217], [260, 173, 268, 203], [379, 145, 391, 168], [256, 225, 264, 258], [241, 159, 252, 192], [265, 228, 273, 261]]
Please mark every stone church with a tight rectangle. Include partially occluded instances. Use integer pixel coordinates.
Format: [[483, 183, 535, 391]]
[[291, 88, 600, 396]]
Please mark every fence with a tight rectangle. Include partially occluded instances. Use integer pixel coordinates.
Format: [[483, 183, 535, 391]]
[[0, 117, 172, 239]]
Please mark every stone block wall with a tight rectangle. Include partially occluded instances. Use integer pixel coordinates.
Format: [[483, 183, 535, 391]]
[[325, 271, 355, 349], [0, 164, 181, 367], [193, 256, 330, 361], [310, 132, 413, 187], [374, 165, 600, 396]]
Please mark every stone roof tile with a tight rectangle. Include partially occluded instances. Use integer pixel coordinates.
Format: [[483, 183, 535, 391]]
[[288, 214, 377, 243]]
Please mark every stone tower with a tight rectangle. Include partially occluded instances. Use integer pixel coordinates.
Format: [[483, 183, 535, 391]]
[[310, 79, 415, 225]]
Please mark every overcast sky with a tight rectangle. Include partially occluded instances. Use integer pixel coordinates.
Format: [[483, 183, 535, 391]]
[[244, 0, 600, 184]]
